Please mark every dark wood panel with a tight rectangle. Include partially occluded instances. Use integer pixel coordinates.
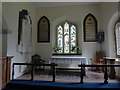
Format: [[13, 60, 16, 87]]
[[37, 16, 50, 43], [83, 13, 98, 42], [1, 56, 13, 88]]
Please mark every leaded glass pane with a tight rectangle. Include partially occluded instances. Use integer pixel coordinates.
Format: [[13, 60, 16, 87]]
[[115, 22, 120, 55], [71, 25, 76, 53], [64, 22, 69, 53], [57, 25, 63, 53], [56, 22, 77, 54]]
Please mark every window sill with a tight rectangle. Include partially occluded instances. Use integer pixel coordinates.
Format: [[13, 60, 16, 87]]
[[52, 53, 82, 56]]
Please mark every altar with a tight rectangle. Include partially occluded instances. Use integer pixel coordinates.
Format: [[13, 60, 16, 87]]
[[49, 56, 88, 66]]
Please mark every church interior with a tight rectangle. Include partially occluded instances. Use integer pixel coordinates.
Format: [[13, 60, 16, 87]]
[[0, 1, 120, 89]]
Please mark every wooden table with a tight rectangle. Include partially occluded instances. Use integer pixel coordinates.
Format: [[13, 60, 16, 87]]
[[103, 57, 116, 79]]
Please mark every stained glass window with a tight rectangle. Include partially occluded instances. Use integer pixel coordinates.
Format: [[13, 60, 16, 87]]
[[115, 22, 120, 55], [64, 22, 69, 53], [70, 25, 76, 53], [57, 22, 77, 54], [57, 25, 63, 53]]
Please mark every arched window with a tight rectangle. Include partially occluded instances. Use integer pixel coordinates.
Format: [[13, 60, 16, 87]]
[[115, 22, 120, 56], [83, 13, 98, 42], [57, 22, 77, 54], [37, 16, 50, 43]]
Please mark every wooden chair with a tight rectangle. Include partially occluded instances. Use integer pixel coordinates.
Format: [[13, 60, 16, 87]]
[[31, 54, 45, 70], [90, 51, 104, 72]]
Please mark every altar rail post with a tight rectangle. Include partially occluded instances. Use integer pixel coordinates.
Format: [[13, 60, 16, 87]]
[[12, 63, 57, 82], [78, 64, 120, 84]]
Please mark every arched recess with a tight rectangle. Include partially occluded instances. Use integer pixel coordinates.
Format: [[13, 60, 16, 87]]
[[107, 12, 118, 57]]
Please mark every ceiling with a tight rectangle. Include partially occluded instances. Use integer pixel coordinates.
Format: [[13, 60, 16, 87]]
[[34, 2, 100, 7]]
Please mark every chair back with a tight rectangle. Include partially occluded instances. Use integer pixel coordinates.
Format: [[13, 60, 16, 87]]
[[32, 54, 41, 64], [96, 51, 104, 63]]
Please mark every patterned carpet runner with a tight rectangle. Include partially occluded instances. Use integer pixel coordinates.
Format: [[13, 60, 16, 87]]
[[17, 70, 119, 83]]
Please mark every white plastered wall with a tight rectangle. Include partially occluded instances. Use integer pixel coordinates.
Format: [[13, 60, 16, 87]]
[[99, 2, 118, 57], [107, 12, 120, 78], [35, 4, 100, 68], [2, 2, 36, 79], [99, 2, 120, 78]]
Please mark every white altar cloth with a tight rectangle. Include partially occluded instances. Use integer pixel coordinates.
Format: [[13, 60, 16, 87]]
[[49, 56, 88, 65]]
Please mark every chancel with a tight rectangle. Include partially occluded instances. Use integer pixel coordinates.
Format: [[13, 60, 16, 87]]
[[1, 1, 120, 89]]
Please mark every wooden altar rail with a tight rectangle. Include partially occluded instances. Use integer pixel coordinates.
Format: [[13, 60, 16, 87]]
[[12, 63, 57, 82], [78, 64, 120, 84], [12, 63, 120, 84]]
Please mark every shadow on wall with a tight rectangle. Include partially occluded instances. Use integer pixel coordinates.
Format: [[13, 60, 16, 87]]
[[2, 16, 11, 57], [107, 12, 118, 58]]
